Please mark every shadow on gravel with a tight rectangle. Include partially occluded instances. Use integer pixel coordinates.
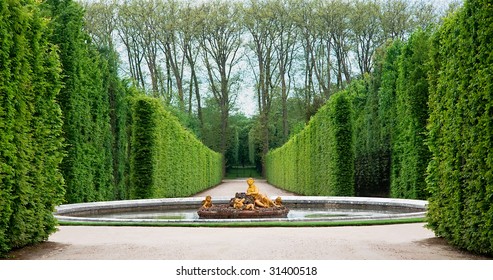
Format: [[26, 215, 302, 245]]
[[414, 237, 491, 260], [6, 242, 69, 260]]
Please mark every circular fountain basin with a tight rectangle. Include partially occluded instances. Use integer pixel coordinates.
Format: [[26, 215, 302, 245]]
[[54, 196, 427, 224]]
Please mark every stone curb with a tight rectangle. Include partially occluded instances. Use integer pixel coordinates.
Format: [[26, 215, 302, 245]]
[[54, 196, 427, 224]]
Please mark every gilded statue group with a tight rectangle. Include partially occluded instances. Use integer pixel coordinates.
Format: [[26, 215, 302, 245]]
[[201, 178, 283, 211]]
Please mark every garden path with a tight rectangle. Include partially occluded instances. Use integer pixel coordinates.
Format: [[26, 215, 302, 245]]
[[193, 178, 298, 197]]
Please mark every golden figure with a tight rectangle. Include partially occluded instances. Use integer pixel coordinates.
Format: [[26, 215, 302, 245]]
[[201, 195, 213, 208], [233, 198, 245, 209], [245, 178, 279, 208], [274, 196, 283, 207], [244, 203, 255, 210]]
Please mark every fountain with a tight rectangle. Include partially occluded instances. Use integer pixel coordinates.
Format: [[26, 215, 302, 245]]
[[197, 178, 290, 219], [53, 178, 427, 225]]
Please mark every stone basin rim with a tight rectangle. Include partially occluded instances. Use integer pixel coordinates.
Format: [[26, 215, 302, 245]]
[[54, 196, 427, 224], [54, 196, 428, 224]]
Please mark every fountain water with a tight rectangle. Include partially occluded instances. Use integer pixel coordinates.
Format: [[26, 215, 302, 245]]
[[54, 195, 426, 224]]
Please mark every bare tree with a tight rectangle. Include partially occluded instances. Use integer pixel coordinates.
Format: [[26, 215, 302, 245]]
[[379, 0, 412, 40], [243, 0, 280, 176], [328, 0, 353, 88], [154, 0, 188, 108], [116, 1, 147, 90], [350, 0, 383, 75], [292, 0, 317, 120], [198, 1, 244, 171], [131, 0, 161, 97], [83, 0, 117, 50], [179, 3, 204, 123], [272, 0, 298, 141]]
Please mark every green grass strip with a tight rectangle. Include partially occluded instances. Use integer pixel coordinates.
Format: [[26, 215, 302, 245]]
[[58, 217, 424, 227]]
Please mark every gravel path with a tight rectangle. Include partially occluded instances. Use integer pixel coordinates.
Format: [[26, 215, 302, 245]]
[[6, 179, 490, 260], [194, 178, 298, 197]]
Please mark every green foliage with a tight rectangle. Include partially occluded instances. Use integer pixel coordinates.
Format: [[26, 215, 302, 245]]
[[100, 48, 132, 200], [266, 92, 354, 196], [44, 0, 129, 203], [130, 96, 223, 198], [59, 217, 425, 227], [225, 167, 261, 179], [0, 0, 64, 255], [426, 0, 493, 256], [224, 113, 253, 169], [351, 32, 432, 199], [391, 29, 432, 199], [378, 40, 402, 158], [349, 40, 406, 198], [350, 75, 391, 197], [130, 97, 155, 198]]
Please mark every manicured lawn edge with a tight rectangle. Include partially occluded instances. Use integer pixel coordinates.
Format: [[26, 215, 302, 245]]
[[57, 217, 424, 227]]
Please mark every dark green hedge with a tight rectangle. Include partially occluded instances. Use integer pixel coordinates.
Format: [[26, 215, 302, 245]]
[[46, 0, 112, 203], [45, 0, 131, 203], [130, 96, 223, 198], [426, 0, 493, 256], [0, 0, 65, 256], [391, 29, 432, 199], [350, 41, 402, 197], [266, 92, 354, 196], [350, 75, 392, 197], [351, 32, 432, 199]]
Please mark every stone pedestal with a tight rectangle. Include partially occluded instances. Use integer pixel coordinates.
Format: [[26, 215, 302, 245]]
[[197, 204, 289, 219]]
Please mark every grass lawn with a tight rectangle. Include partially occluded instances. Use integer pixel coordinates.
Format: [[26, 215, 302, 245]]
[[58, 217, 424, 227]]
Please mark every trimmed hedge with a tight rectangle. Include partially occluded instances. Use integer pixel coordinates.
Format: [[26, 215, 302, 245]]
[[266, 92, 354, 196], [351, 32, 432, 199], [391, 29, 432, 199], [130, 96, 223, 198], [426, 0, 493, 256], [350, 42, 402, 197], [0, 0, 64, 256], [351, 76, 392, 197], [44, 0, 132, 203], [45, 0, 115, 203]]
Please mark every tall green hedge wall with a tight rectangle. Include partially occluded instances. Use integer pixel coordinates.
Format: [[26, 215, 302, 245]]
[[130, 96, 223, 198], [0, 0, 65, 256], [266, 92, 354, 196], [426, 0, 493, 256], [44, 0, 131, 203], [351, 74, 392, 197], [45, 0, 114, 203], [391, 29, 431, 199], [351, 30, 432, 199]]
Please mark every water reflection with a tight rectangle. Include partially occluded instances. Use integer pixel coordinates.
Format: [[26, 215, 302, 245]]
[[85, 208, 400, 220]]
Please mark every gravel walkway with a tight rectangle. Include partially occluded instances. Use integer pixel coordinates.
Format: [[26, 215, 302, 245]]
[[194, 178, 298, 197]]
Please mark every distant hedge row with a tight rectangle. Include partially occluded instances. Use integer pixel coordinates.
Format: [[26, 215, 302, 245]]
[[130, 96, 223, 198], [0, 1, 64, 255], [426, 0, 493, 256], [265, 92, 354, 196]]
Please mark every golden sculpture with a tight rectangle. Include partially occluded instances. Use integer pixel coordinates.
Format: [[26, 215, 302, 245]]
[[201, 195, 213, 208], [233, 198, 245, 209], [274, 196, 283, 207], [246, 178, 279, 208], [244, 202, 255, 210], [197, 178, 288, 219]]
